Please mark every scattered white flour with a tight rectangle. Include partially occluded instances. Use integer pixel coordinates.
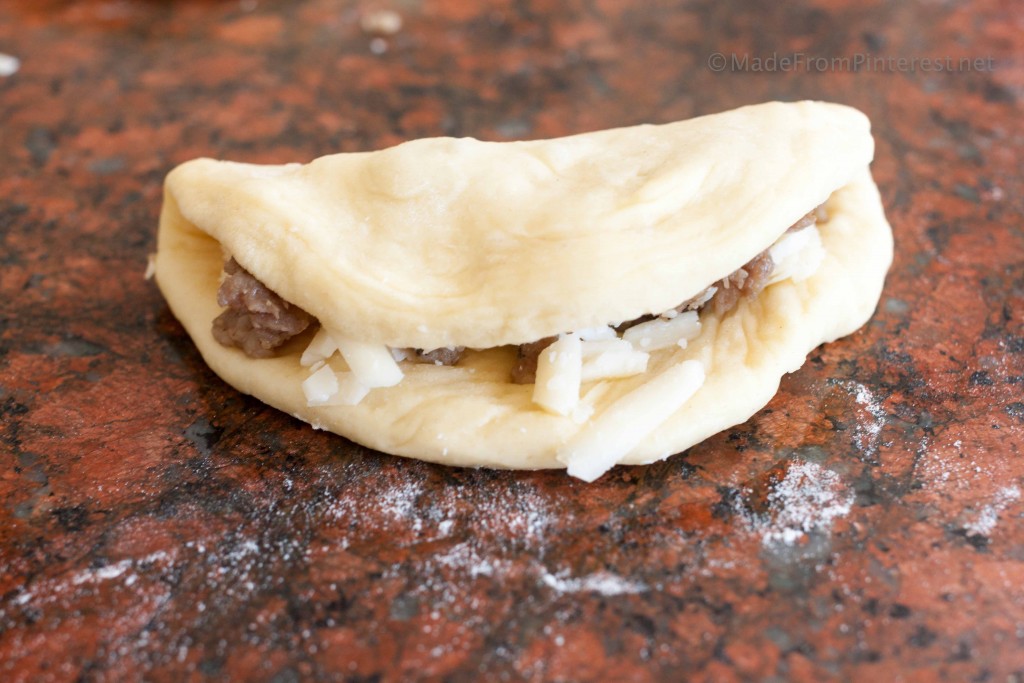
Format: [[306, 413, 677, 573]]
[[432, 542, 500, 579], [328, 478, 423, 527], [839, 380, 887, 455], [72, 559, 132, 584], [335, 475, 563, 622], [913, 435, 999, 492], [852, 383, 886, 431], [376, 479, 423, 520], [539, 570, 648, 596], [964, 486, 1021, 537], [740, 461, 854, 547], [10, 550, 174, 608], [469, 485, 555, 541], [223, 539, 261, 565], [326, 475, 554, 548]]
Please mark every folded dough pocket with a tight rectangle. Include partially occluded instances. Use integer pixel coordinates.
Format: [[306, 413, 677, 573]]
[[154, 100, 893, 481]]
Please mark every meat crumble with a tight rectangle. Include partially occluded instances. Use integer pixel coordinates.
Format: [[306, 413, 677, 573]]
[[706, 248, 774, 316], [407, 347, 465, 366], [510, 337, 558, 385], [211, 258, 313, 358]]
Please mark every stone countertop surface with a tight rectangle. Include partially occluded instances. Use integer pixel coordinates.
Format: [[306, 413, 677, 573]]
[[1, 0, 1023, 680]]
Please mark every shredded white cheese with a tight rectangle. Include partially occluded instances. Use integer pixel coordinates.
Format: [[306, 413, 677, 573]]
[[557, 360, 705, 482], [580, 345, 649, 382], [311, 372, 371, 406], [621, 311, 700, 351], [333, 335, 404, 388], [580, 339, 633, 356], [532, 334, 582, 416], [575, 326, 618, 341], [769, 225, 825, 284], [300, 327, 339, 367], [570, 402, 595, 424], [302, 364, 339, 404], [300, 329, 400, 407], [390, 347, 412, 362]]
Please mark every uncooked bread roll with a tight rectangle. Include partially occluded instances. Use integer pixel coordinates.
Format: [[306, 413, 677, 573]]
[[154, 101, 893, 481]]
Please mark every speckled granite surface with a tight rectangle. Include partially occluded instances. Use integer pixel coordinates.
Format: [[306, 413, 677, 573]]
[[1, 1, 1023, 680]]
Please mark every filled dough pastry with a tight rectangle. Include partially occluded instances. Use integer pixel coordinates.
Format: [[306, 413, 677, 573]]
[[154, 100, 893, 481]]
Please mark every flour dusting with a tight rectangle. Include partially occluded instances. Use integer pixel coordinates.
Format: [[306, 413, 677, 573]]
[[377, 480, 424, 520], [342, 476, 562, 612], [539, 570, 648, 596], [914, 436, 998, 490], [741, 461, 854, 547], [9, 550, 174, 609], [840, 380, 888, 455], [964, 486, 1021, 537], [433, 542, 500, 579], [72, 559, 132, 585], [327, 478, 424, 528]]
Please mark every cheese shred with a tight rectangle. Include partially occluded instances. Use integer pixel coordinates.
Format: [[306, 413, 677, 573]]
[[557, 360, 705, 482]]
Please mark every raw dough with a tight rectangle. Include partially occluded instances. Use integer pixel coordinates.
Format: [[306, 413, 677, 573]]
[[155, 101, 892, 472]]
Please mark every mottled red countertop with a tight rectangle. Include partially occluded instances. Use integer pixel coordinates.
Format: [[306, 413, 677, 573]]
[[1, 0, 1023, 680]]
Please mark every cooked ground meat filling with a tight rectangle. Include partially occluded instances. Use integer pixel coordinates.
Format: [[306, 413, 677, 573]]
[[510, 337, 558, 385], [211, 203, 828, 373], [212, 258, 313, 358], [787, 207, 818, 233], [211, 260, 466, 363], [707, 248, 774, 316], [407, 346, 465, 366]]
